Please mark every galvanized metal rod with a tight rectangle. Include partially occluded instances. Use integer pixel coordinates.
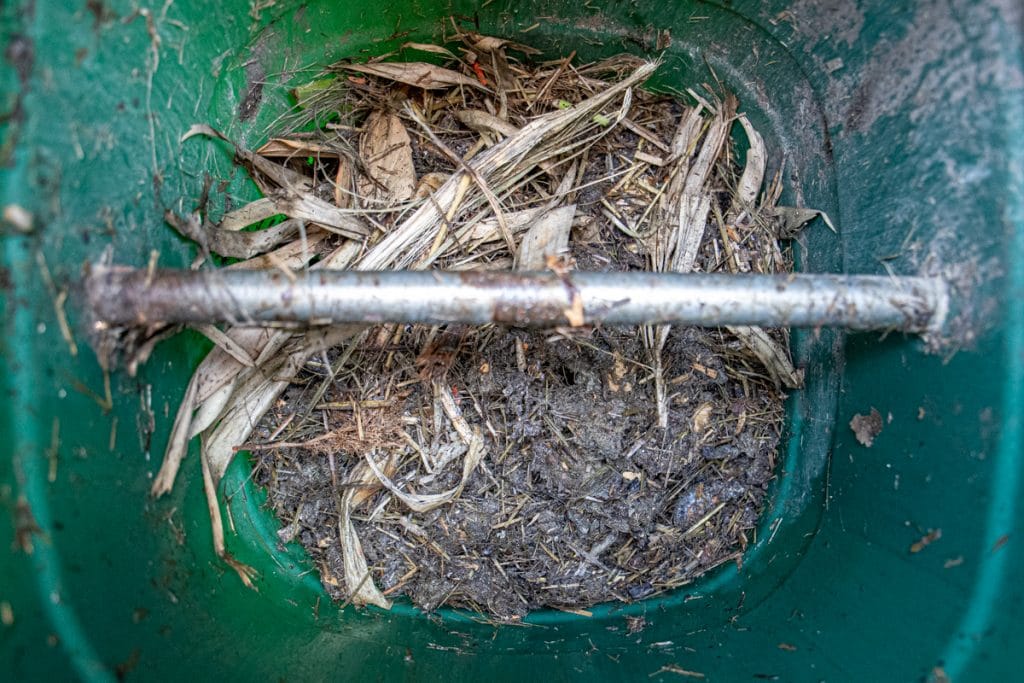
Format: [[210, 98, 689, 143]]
[[85, 266, 948, 333]]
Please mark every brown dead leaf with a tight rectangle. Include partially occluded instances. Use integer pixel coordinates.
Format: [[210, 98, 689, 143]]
[[400, 42, 458, 59], [341, 61, 487, 91], [256, 138, 344, 159], [358, 110, 416, 206], [462, 33, 541, 55], [350, 453, 397, 510], [850, 408, 883, 447], [454, 109, 519, 137], [692, 403, 713, 434]]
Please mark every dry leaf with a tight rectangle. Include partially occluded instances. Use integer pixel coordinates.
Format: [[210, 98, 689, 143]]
[[774, 206, 837, 237], [348, 453, 396, 510], [358, 110, 416, 205], [733, 114, 765, 210], [165, 210, 303, 260], [218, 198, 280, 231], [150, 374, 199, 497], [227, 230, 330, 271], [181, 124, 312, 193], [468, 207, 542, 242], [200, 454, 258, 589], [340, 460, 392, 609], [363, 381, 487, 512], [455, 109, 519, 137], [515, 204, 575, 270], [364, 436, 484, 513], [341, 61, 487, 91], [267, 191, 369, 239], [400, 42, 458, 59], [201, 327, 358, 488], [256, 137, 344, 159], [462, 33, 541, 55], [470, 35, 510, 52], [692, 403, 713, 433]]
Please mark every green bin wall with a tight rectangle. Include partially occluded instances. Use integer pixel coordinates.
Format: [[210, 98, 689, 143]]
[[2, 1, 1022, 680]]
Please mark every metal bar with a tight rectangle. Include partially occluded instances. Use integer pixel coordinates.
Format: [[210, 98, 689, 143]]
[[85, 266, 948, 333]]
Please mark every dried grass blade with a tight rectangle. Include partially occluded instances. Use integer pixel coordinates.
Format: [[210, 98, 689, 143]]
[[151, 374, 199, 497], [166, 210, 303, 260], [201, 326, 359, 487], [454, 109, 519, 138], [400, 42, 459, 59], [733, 114, 765, 211], [227, 230, 330, 271], [192, 324, 257, 368], [269, 192, 369, 239], [340, 61, 487, 91], [364, 435, 484, 513], [201, 448, 257, 589], [218, 198, 280, 232], [256, 137, 344, 158], [181, 124, 312, 192], [339, 460, 392, 608]]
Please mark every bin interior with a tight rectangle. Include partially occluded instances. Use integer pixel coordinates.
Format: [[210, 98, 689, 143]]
[[2, 0, 1022, 680]]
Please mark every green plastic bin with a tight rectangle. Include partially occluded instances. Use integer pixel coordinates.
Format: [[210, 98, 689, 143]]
[[2, 1, 1022, 680]]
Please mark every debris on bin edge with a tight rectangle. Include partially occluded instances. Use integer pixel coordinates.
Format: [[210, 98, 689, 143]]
[[850, 407, 884, 448], [109, 28, 830, 619]]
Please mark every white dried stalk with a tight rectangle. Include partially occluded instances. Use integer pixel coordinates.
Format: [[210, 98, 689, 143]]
[[515, 204, 576, 269], [733, 114, 765, 212], [724, 113, 801, 389], [340, 61, 488, 91], [339, 461, 392, 609], [645, 103, 730, 428], [364, 436, 483, 513]]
